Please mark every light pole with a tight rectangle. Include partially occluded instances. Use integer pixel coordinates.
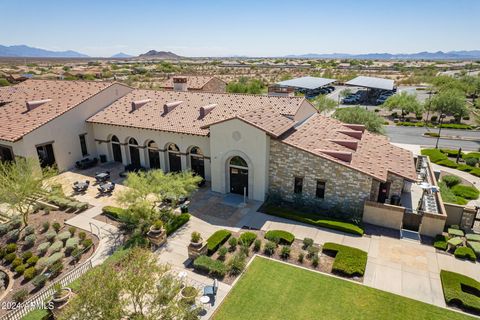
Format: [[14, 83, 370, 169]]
[[435, 113, 446, 149]]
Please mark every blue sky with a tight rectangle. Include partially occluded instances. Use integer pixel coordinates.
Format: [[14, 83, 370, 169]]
[[1, 0, 479, 57]]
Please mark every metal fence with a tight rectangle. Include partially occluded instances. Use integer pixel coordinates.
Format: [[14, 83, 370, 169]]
[[0, 259, 93, 320]]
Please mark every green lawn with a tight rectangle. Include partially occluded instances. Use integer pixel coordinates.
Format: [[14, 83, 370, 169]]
[[214, 257, 474, 320]]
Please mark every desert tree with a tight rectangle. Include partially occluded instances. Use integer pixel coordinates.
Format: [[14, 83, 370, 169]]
[[382, 91, 424, 118]]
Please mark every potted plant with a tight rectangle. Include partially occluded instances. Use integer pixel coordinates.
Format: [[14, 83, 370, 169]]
[[147, 219, 167, 248], [149, 220, 164, 234], [188, 232, 207, 260], [180, 286, 198, 305], [190, 232, 202, 248], [52, 283, 71, 304]]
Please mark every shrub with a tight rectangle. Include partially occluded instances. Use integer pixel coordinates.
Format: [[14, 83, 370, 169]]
[[65, 237, 79, 253], [451, 185, 479, 200], [265, 230, 295, 245], [6, 243, 17, 253], [280, 246, 291, 259], [82, 238, 93, 249], [58, 231, 71, 242], [440, 270, 480, 313], [253, 239, 261, 252], [442, 175, 461, 188], [23, 267, 37, 281], [52, 222, 61, 233], [152, 220, 163, 230], [430, 115, 438, 122], [454, 247, 477, 261], [463, 152, 480, 161], [312, 254, 319, 268], [322, 242, 368, 277], [6, 229, 20, 242], [49, 241, 63, 253], [302, 238, 314, 249], [457, 164, 474, 172], [15, 264, 26, 275], [264, 241, 277, 256], [165, 214, 190, 236], [76, 202, 89, 212], [45, 231, 57, 242], [32, 274, 48, 288], [298, 252, 305, 263], [433, 235, 448, 251], [12, 289, 28, 302], [27, 255, 39, 266], [0, 248, 5, 259], [239, 243, 249, 257], [465, 157, 479, 167], [24, 234, 36, 247], [68, 226, 77, 236], [37, 242, 50, 255], [471, 168, 480, 177], [71, 247, 82, 262], [421, 148, 447, 163], [439, 181, 468, 205], [36, 257, 48, 270], [227, 253, 246, 276], [46, 252, 63, 266], [440, 149, 463, 157], [307, 245, 319, 259], [206, 230, 232, 255], [262, 204, 364, 236], [78, 231, 86, 241], [193, 255, 227, 277], [218, 246, 228, 260], [228, 237, 238, 250], [12, 257, 23, 269], [9, 219, 22, 230], [23, 225, 35, 236], [22, 251, 33, 261], [102, 206, 125, 219], [48, 260, 63, 277], [0, 224, 8, 236], [41, 221, 50, 233], [436, 159, 459, 168], [4, 253, 16, 264], [238, 232, 257, 247]]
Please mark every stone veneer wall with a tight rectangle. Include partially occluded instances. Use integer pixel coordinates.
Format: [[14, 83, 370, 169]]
[[268, 140, 373, 212], [387, 172, 405, 197]]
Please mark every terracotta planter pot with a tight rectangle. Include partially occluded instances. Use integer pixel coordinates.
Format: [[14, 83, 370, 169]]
[[149, 226, 164, 235], [52, 287, 72, 303], [190, 241, 202, 249]]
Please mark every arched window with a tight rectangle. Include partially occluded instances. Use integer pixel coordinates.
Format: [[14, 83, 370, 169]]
[[167, 143, 181, 172], [147, 140, 160, 169], [230, 156, 248, 168], [111, 135, 122, 162], [128, 137, 140, 167], [189, 146, 205, 179]]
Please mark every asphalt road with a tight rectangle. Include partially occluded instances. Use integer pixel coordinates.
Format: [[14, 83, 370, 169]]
[[385, 126, 480, 150]]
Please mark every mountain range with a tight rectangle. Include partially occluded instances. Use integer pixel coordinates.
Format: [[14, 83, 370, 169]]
[[110, 52, 133, 58], [284, 50, 480, 60], [0, 45, 88, 58], [137, 50, 182, 59]]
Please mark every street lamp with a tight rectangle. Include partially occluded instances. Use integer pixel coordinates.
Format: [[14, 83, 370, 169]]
[[435, 113, 446, 149]]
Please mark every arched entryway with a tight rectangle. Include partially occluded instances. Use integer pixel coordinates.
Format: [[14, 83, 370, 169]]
[[111, 135, 122, 163], [147, 140, 160, 169], [167, 143, 182, 172], [229, 156, 248, 196], [128, 138, 141, 167], [189, 146, 205, 179]]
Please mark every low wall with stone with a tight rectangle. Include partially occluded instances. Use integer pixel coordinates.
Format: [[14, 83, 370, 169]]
[[444, 202, 465, 226], [363, 200, 404, 230]]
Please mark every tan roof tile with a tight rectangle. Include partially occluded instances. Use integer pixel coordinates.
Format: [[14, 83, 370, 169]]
[[160, 75, 225, 90]]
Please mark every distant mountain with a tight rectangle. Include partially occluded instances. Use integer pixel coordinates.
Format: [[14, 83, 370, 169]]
[[111, 52, 133, 58], [284, 50, 480, 60], [0, 45, 89, 58], [138, 50, 182, 59]]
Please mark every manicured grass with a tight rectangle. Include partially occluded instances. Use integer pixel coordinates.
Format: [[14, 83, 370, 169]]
[[214, 257, 475, 320]]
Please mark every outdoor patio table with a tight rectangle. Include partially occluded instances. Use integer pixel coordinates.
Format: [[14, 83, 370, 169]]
[[95, 172, 110, 182], [447, 237, 463, 247], [448, 228, 464, 237]]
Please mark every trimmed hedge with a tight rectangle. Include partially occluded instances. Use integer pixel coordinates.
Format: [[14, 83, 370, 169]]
[[451, 185, 479, 200], [262, 204, 364, 236], [49, 241, 63, 253], [193, 255, 227, 277], [463, 152, 480, 160], [165, 214, 190, 236], [322, 242, 367, 277], [206, 230, 232, 255], [433, 235, 448, 251], [440, 270, 480, 314], [421, 149, 447, 163], [442, 175, 461, 188], [239, 232, 257, 247], [101, 206, 125, 219], [453, 247, 477, 261], [265, 230, 295, 245]]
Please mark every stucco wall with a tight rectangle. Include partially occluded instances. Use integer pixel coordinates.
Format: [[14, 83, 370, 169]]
[[419, 213, 446, 237], [90, 123, 212, 180], [444, 202, 465, 226], [202, 78, 227, 93], [15, 84, 132, 171], [363, 201, 405, 230], [209, 118, 270, 201], [269, 140, 373, 212]]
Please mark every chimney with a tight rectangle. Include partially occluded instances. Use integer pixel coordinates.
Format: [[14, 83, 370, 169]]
[[173, 76, 188, 92], [318, 150, 353, 162], [26, 99, 52, 112], [344, 124, 365, 132], [199, 104, 217, 118], [163, 100, 183, 115], [329, 139, 358, 151], [337, 130, 363, 140], [268, 85, 294, 97], [131, 99, 151, 111]]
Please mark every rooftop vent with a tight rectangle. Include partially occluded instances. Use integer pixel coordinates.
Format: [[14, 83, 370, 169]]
[[163, 100, 183, 115], [26, 99, 52, 111], [173, 76, 188, 92], [337, 130, 363, 140], [317, 150, 353, 163], [131, 99, 151, 111], [329, 139, 358, 151], [344, 124, 365, 132], [199, 104, 217, 118]]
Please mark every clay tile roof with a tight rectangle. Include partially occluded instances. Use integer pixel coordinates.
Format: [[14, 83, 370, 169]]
[[279, 114, 417, 182], [160, 75, 224, 90], [87, 89, 305, 136], [237, 106, 296, 138], [0, 80, 114, 142]]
